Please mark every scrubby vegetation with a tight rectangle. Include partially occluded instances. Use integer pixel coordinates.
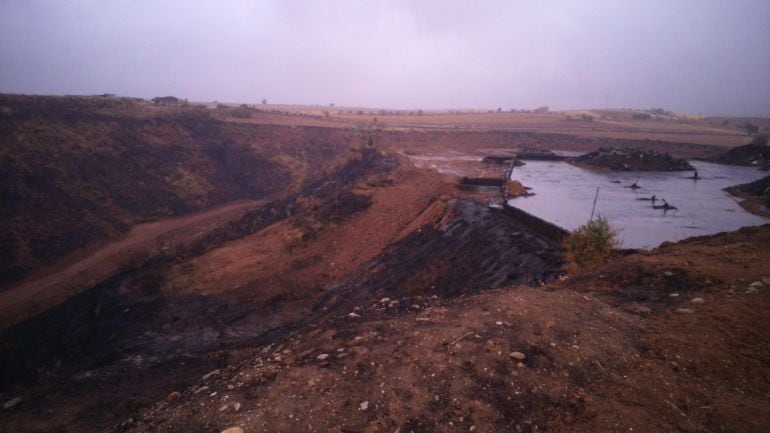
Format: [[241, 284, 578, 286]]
[[562, 216, 620, 273], [0, 94, 354, 287]]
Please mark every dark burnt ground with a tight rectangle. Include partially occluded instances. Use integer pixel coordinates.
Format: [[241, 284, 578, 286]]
[[347, 199, 563, 301]]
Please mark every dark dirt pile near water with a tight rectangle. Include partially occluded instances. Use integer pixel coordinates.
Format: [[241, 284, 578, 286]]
[[725, 175, 770, 214], [571, 147, 694, 171], [714, 136, 770, 169]]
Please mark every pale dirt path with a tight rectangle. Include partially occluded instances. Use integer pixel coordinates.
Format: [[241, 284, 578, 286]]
[[0, 200, 263, 329]]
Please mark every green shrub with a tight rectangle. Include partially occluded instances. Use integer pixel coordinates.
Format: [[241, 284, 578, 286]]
[[562, 216, 620, 273]]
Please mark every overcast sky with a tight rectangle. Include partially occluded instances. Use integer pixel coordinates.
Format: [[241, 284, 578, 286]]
[[1, 0, 769, 115]]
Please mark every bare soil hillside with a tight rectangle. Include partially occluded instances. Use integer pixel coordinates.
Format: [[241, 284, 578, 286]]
[[1, 96, 768, 433]]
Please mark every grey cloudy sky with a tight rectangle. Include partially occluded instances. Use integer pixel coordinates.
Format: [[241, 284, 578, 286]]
[[1, 0, 769, 115]]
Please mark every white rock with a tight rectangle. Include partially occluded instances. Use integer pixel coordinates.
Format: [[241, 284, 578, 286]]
[[317, 353, 330, 361], [509, 351, 526, 361], [675, 308, 694, 314], [746, 287, 759, 294], [3, 397, 21, 410], [663, 271, 674, 277], [359, 401, 369, 411], [202, 369, 221, 380], [221, 428, 244, 433], [691, 298, 705, 304], [347, 312, 361, 319], [750, 281, 764, 288], [380, 297, 391, 303]]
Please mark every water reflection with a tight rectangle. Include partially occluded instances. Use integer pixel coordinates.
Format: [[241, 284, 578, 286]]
[[508, 160, 768, 249]]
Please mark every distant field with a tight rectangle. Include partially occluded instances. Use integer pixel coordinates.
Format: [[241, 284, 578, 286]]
[[220, 105, 762, 148]]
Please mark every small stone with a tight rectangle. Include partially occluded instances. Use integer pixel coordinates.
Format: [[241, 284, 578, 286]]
[[317, 353, 330, 361], [663, 271, 674, 277], [669, 293, 679, 297], [219, 405, 229, 412], [470, 426, 477, 432], [348, 312, 361, 319], [750, 281, 764, 288], [762, 277, 770, 285], [746, 287, 759, 294], [691, 298, 705, 304], [675, 308, 694, 314], [632, 305, 652, 314], [509, 351, 526, 361], [227, 384, 235, 390], [517, 362, 525, 368], [495, 321, 503, 326], [221, 428, 244, 433], [359, 401, 369, 411], [380, 297, 391, 303], [233, 402, 242, 412], [166, 391, 181, 402], [193, 386, 209, 395], [3, 397, 21, 410], [202, 369, 221, 380]]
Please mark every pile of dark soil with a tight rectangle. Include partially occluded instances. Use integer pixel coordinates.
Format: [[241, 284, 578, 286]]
[[571, 147, 694, 171], [725, 175, 770, 208], [714, 136, 770, 169]]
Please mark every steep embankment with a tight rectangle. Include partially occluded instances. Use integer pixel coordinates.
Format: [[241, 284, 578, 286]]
[[0, 95, 356, 287]]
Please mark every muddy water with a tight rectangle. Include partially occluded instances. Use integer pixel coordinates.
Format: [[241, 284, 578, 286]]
[[509, 160, 768, 249]]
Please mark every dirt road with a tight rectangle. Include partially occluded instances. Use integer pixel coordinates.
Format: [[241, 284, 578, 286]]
[[0, 200, 262, 329]]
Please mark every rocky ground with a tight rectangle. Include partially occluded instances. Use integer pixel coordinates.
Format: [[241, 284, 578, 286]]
[[571, 147, 694, 171], [86, 225, 770, 433]]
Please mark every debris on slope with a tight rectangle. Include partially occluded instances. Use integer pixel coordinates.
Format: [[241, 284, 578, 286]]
[[571, 147, 694, 171]]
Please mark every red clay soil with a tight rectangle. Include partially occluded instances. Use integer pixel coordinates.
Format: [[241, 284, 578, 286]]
[[110, 225, 770, 433], [0, 152, 768, 433]]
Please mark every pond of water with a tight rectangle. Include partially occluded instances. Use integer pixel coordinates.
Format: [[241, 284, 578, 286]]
[[508, 160, 768, 249]]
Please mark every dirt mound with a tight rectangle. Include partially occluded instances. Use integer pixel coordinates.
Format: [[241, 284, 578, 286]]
[[714, 136, 770, 168], [724, 175, 770, 216], [571, 147, 694, 171]]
